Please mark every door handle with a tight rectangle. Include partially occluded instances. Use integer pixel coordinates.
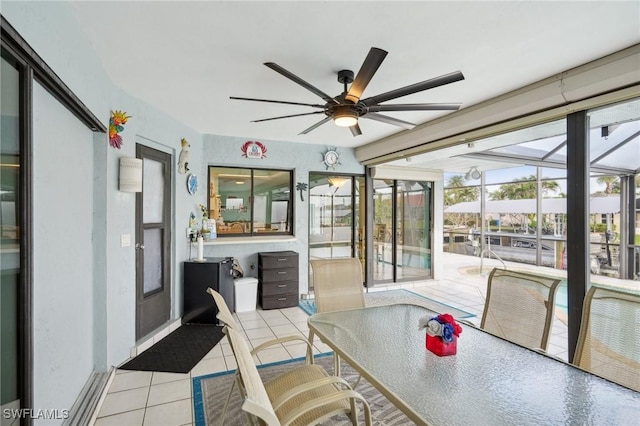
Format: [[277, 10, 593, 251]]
[[135, 243, 145, 249]]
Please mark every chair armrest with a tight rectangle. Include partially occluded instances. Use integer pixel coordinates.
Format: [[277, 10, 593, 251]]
[[459, 319, 477, 327], [279, 389, 372, 426], [251, 335, 314, 359], [271, 376, 352, 411]]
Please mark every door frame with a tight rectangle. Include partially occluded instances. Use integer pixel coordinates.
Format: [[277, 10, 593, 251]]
[[307, 173, 367, 285], [370, 178, 435, 285], [135, 144, 172, 340]]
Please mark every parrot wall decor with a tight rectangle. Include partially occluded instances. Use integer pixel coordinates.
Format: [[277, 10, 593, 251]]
[[178, 138, 190, 174], [108, 110, 131, 149]]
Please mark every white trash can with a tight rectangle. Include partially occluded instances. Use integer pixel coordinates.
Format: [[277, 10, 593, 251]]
[[234, 277, 258, 312]]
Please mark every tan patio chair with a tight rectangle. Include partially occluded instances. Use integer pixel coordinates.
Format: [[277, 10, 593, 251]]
[[573, 285, 640, 392], [480, 268, 561, 350], [309, 258, 365, 381], [207, 288, 316, 425], [207, 288, 315, 355], [226, 326, 372, 426], [207, 287, 236, 327], [310, 258, 365, 313]]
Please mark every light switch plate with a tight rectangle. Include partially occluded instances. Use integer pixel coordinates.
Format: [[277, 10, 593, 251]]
[[121, 234, 131, 247]]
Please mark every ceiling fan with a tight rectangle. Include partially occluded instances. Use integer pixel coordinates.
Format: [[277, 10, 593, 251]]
[[231, 47, 465, 137]]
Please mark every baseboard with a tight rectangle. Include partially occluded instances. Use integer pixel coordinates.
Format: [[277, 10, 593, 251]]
[[63, 368, 113, 426]]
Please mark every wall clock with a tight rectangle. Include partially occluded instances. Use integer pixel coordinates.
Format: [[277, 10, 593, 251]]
[[187, 174, 198, 195], [323, 147, 341, 170]]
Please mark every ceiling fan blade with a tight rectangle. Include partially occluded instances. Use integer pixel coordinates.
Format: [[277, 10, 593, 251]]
[[367, 103, 461, 112], [230, 96, 324, 108], [345, 47, 388, 104], [299, 117, 332, 135], [264, 62, 338, 104], [349, 123, 362, 137], [362, 112, 415, 130], [251, 111, 325, 123], [362, 71, 465, 106]]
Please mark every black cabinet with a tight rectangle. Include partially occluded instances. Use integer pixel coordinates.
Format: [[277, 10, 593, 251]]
[[258, 251, 299, 309], [183, 257, 234, 324]]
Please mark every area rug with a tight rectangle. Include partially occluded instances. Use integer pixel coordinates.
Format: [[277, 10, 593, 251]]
[[299, 288, 474, 319], [193, 354, 412, 425], [119, 324, 224, 373]]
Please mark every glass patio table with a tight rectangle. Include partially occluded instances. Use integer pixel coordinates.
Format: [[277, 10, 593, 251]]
[[308, 303, 639, 425]]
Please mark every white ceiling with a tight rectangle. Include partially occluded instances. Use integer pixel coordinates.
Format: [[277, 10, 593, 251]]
[[69, 1, 640, 150]]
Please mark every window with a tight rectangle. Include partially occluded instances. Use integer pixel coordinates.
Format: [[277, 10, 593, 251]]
[[1, 47, 21, 414], [208, 166, 293, 236]]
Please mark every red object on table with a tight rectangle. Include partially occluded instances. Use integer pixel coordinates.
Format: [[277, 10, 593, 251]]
[[426, 334, 457, 356]]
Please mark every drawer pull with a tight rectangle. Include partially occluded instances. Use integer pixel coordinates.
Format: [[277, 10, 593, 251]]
[[277, 284, 287, 288], [278, 297, 287, 301], [277, 258, 287, 261], [277, 271, 287, 275]]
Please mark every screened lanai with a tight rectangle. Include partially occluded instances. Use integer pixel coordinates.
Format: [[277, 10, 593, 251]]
[[379, 96, 639, 362], [388, 100, 639, 176], [382, 98, 639, 280], [460, 101, 640, 175]]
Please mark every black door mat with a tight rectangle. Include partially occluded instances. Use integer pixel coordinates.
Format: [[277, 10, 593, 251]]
[[119, 324, 224, 373]]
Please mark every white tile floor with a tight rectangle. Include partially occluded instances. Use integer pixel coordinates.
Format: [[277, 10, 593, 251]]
[[94, 253, 574, 426]]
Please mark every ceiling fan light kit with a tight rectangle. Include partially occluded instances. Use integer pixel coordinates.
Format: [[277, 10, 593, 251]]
[[333, 106, 358, 127], [231, 47, 465, 137]]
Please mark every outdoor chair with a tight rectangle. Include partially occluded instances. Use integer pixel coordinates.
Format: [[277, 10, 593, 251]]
[[207, 288, 315, 356], [207, 287, 236, 327], [225, 325, 372, 425], [309, 258, 365, 381], [310, 258, 365, 313], [480, 268, 561, 350], [207, 288, 316, 425], [573, 284, 640, 392]]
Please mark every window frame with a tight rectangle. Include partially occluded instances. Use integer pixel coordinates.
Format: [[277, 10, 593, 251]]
[[208, 165, 294, 237]]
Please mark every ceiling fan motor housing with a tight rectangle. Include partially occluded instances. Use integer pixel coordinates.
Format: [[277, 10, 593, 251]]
[[337, 69, 355, 85]]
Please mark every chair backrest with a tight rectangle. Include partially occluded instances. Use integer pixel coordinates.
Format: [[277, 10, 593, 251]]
[[206, 287, 238, 328], [226, 326, 280, 425], [480, 268, 561, 350], [574, 285, 640, 392], [310, 258, 365, 313]]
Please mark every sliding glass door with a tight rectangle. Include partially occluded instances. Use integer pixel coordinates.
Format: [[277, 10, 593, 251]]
[[308, 174, 365, 286], [0, 49, 21, 418], [373, 179, 433, 283]]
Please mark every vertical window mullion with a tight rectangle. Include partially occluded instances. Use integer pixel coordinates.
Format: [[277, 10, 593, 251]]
[[566, 110, 589, 363]]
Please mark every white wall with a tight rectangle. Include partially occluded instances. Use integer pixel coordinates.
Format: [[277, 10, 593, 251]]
[[199, 135, 364, 293], [32, 83, 95, 416], [2, 2, 202, 422]]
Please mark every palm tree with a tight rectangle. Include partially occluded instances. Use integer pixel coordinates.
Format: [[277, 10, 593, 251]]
[[488, 175, 560, 231], [444, 175, 479, 205], [446, 175, 466, 188], [595, 175, 620, 195], [489, 175, 560, 200], [444, 175, 480, 228]]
